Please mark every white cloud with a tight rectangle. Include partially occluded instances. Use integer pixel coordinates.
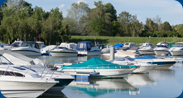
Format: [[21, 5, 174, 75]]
[[58, 4, 66, 9], [76, 0, 88, 4]]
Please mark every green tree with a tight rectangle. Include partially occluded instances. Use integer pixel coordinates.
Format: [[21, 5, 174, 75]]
[[88, 1, 117, 36], [60, 22, 71, 42], [65, 2, 90, 35]]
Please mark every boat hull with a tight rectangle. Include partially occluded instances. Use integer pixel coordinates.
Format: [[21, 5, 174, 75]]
[[138, 50, 155, 55], [170, 51, 183, 56], [50, 51, 78, 57], [136, 59, 176, 69], [62, 68, 135, 78], [0, 79, 56, 98], [133, 66, 155, 73], [11, 50, 41, 56], [78, 51, 101, 56], [154, 50, 169, 56]]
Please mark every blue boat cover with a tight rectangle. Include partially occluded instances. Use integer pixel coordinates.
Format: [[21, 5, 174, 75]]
[[135, 55, 157, 59], [114, 43, 123, 49], [62, 57, 137, 69], [76, 41, 94, 51]]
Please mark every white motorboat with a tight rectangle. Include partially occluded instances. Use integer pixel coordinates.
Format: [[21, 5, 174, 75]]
[[111, 56, 156, 73], [49, 43, 78, 57], [2, 53, 74, 92], [138, 42, 155, 55], [120, 42, 136, 51], [41, 45, 57, 55], [0, 55, 57, 98], [76, 41, 101, 56], [11, 41, 41, 56], [60, 57, 137, 78], [154, 42, 169, 56], [169, 42, 183, 56], [135, 55, 176, 69]]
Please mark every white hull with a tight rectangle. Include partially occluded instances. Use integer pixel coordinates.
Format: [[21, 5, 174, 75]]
[[11, 50, 41, 56], [50, 52, 78, 57], [154, 50, 169, 56], [170, 51, 183, 56], [153, 64, 174, 69], [78, 51, 101, 56], [0, 79, 56, 98], [138, 50, 155, 55], [135, 59, 176, 69], [133, 66, 155, 73], [62, 68, 135, 78]]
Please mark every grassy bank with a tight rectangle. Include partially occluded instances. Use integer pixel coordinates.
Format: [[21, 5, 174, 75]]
[[70, 36, 183, 45]]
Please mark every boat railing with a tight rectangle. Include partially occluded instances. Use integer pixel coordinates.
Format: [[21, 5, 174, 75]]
[[0, 65, 56, 80]]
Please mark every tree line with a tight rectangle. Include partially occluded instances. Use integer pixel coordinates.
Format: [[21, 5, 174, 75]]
[[0, 0, 70, 45], [0, 0, 183, 44]]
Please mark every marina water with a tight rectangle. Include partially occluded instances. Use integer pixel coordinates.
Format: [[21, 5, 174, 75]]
[[24, 55, 183, 98]]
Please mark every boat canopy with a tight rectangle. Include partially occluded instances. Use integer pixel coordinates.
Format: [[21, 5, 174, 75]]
[[76, 41, 94, 51], [114, 43, 123, 49], [135, 55, 156, 59], [62, 57, 137, 69]]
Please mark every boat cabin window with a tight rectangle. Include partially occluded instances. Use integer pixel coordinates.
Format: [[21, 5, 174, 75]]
[[79, 43, 84, 48], [0, 71, 25, 77], [0, 56, 13, 65], [125, 43, 129, 45]]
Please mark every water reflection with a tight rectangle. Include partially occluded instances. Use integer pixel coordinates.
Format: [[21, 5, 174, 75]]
[[148, 69, 175, 80], [38, 90, 67, 98], [125, 74, 155, 87], [67, 79, 140, 97]]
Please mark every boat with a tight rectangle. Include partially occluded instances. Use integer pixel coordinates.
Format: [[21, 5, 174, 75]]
[[10, 41, 41, 56], [60, 57, 137, 78], [0, 55, 57, 98], [154, 42, 169, 56], [114, 43, 123, 50], [67, 79, 139, 97], [134, 55, 176, 69], [138, 42, 155, 55], [76, 41, 101, 56], [40, 45, 57, 55], [49, 43, 78, 57], [111, 56, 156, 73], [2, 52, 74, 91], [120, 42, 136, 51], [169, 42, 183, 56]]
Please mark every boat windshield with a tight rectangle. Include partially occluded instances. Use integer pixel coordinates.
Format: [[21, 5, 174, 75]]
[[0, 56, 13, 65], [174, 43, 183, 47], [58, 47, 69, 50], [156, 45, 168, 48], [11, 42, 21, 47]]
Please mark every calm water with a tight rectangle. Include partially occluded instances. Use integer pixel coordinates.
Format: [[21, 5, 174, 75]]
[[28, 55, 183, 98]]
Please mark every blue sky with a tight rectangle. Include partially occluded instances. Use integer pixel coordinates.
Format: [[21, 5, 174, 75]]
[[4, 0, 183, 25]]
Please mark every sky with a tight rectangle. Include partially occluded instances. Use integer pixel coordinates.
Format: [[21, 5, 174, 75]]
[[2, 0, 183, 26]]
